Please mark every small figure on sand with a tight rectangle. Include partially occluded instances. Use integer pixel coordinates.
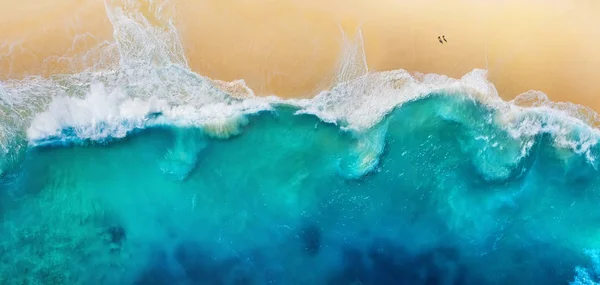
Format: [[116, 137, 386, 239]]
[[438, 35, 448, 44]]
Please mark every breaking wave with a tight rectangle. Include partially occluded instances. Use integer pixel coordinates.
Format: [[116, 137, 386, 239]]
[[1, 1, 600, 284]]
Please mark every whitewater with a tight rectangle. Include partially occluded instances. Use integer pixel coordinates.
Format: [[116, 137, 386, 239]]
[[1, 1, 600, 284]]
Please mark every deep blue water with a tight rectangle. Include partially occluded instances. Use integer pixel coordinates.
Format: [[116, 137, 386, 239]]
[[1, 94, 600, 284]]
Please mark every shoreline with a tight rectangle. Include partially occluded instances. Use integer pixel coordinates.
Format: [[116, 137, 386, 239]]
[[1, 0, 600, 112]]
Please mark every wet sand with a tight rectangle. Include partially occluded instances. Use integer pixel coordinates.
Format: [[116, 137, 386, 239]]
[[1, 0, 599, 111]]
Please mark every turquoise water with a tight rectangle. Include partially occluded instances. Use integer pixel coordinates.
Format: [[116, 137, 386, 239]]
[[2, 93, 600, 284], [2, 3, 600, 283]]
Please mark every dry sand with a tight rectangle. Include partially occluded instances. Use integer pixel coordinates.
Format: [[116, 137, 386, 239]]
[[1, 0, 599, 111]]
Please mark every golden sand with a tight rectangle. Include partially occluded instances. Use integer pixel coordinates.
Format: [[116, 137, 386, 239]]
[[1, 0, 599, 110]]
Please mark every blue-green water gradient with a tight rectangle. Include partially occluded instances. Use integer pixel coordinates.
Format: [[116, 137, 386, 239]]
[[1, 94, 599, 285]]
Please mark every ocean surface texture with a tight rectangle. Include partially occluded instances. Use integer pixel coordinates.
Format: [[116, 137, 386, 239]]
[[1, 2, 600, 285]]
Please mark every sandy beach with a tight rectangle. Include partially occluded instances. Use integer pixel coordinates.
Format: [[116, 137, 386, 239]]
[[1, 0, 599, 111]]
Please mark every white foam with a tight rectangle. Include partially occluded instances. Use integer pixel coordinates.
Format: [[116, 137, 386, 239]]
[[7, 57, 600, 170], [499, 105, 600, 166], [26, 83, 167, 142], [25, 82, 274, 143], [571, 250, 600, 285], [0, 0, 599, 171]]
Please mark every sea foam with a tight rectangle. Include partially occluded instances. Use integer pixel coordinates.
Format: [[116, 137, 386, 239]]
[[1, 1, 600, 284], [0, 0, 598, 175]]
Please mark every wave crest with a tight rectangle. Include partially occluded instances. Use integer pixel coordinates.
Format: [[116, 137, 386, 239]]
[[1, 0, 599, 181]]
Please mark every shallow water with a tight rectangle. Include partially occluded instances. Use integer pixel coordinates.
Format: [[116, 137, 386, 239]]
[[2, 1, 600, 284], [3, 0, 600, 109], [2, 96, 600, 284]]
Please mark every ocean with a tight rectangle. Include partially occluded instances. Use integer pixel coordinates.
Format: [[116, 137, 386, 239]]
[[1, 2, 600, 285]]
